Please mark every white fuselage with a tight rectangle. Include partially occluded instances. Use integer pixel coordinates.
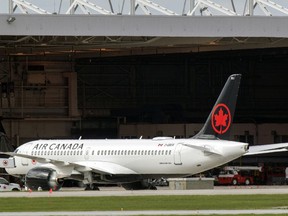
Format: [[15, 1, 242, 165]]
[[6, 138, 248, 179]]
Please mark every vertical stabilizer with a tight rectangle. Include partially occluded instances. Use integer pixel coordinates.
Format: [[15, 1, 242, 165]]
[[193, 74, 241, 140]]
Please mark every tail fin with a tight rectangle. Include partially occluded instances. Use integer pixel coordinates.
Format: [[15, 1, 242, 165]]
[[193, 74, 241, 140]]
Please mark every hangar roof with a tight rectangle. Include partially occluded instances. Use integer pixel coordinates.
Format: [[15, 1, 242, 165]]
[[1, 0, 288, 57]]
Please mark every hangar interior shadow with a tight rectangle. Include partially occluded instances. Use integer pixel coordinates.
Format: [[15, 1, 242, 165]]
[[75, 48, 288, 126], [75, 48, 288, 184], [1, 47, 288, 142]]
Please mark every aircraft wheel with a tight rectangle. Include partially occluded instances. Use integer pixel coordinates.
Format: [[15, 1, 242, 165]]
[[245, 178, 250, 185], [85, 184, 99, 191], [232, 179, 238, 185], [149, 185, 157, 190]]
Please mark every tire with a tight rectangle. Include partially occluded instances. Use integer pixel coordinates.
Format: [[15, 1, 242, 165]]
[[245, 178, 251, 185], [232, 179, 238, 185], [12, 188, 20, 191]]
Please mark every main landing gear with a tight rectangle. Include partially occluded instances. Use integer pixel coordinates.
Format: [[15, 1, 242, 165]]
[[85, 183, 99, 191]]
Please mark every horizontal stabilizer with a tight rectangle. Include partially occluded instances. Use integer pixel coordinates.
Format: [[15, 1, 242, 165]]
[[245, 143, 288, 156]]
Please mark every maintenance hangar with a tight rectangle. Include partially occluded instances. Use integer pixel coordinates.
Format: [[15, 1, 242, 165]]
[[1, 0, 288, 183]]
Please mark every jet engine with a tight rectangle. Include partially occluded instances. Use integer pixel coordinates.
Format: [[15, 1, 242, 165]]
[[25, 167, 63, 191]]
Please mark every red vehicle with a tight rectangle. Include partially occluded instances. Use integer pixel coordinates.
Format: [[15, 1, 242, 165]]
[[217, 170, 254, 185]]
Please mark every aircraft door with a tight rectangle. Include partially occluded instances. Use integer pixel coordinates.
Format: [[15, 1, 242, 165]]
[[174, 143, 183, 165], [84, 147, 91, 160]]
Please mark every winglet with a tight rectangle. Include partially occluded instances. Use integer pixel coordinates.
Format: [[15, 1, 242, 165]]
[[193, 74, 241, 140]]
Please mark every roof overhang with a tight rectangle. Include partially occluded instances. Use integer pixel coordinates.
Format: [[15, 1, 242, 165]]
[[1, 15, 288, 57]]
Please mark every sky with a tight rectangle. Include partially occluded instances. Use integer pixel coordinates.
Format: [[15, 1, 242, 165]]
[[1, 0, 288, 16]]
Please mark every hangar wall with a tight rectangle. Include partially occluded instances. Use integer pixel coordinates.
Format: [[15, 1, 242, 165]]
[[1, 48, 288, 146]]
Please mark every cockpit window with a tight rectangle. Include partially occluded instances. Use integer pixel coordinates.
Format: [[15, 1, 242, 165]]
[[14, 149, 19, 153]]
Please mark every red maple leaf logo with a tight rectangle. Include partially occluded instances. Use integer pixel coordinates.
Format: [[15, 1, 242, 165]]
[[214, 108, 228, 128], [211, 103, 231, 134]]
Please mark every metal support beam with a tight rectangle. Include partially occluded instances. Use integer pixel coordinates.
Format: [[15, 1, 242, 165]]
[[130, 0, 135, 15], [3, 0, 288, 16], [249, 0, 254, 16]]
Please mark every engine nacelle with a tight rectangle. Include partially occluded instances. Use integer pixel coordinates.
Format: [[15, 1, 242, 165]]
[[25, 167, 63, 191]]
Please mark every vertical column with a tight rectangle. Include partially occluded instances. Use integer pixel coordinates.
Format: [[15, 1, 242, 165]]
[[190, 0, 195, 16], [248, 0, 254, 16], [130, 0, 135, 15], [64, 72, 79, 117], [70, 0, 76, 14], [9, 0, 13, 14]]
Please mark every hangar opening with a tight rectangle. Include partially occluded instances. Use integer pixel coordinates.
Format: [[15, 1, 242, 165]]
[[2, 0, 288, 185]]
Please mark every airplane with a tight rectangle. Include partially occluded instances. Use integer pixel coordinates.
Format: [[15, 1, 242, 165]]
[[0, 74, 249, 191]]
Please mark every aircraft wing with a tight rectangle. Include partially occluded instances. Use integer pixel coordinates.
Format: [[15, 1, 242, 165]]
[[0, 151, 137, 175], [245, 143, 288, 156], [72, 161, 138, 175], [0, 152, 69, 166]]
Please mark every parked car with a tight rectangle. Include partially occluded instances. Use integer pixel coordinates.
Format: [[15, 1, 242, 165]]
[[0, 177, 21, 191], [217, 170, 254, 185]]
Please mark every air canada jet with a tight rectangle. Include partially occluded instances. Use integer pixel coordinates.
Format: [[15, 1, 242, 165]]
[[0, 74, 249, 191]]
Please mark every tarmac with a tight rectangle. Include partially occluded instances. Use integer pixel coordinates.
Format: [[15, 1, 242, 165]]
[[2, 185, 288, 197], [1, 186, 288, 215]]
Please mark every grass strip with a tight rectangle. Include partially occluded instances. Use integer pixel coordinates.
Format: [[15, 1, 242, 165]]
[[0, 194, 288, 212]]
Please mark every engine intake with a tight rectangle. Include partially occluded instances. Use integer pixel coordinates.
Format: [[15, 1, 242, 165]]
[[25, 167, 63, 191]]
